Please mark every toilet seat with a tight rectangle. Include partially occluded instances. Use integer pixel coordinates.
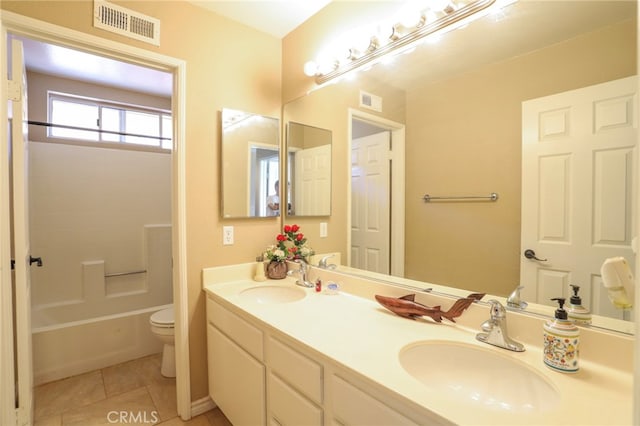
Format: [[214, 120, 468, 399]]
[[150, 307, 174, 328]]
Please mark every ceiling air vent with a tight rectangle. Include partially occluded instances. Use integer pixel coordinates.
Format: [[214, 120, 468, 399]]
[[93, 0, 160, 46]]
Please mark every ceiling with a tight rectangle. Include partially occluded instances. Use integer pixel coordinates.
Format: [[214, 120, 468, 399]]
[[18, 1, 637, 99], [186, 0, 332, 38]]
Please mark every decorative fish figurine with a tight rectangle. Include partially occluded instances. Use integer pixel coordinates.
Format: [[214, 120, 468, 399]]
[[374, 293, 484, 323]]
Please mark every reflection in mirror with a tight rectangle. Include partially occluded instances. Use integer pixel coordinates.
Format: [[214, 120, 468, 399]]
[[283, 0, 637, 334], [286, 122, 332, 216], [221, 108, 280, 218]]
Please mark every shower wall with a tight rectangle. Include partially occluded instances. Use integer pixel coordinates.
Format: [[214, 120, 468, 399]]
[[29, 140, 172, 384], [26, 71, 173, 383], [29, 141, 172, 327]]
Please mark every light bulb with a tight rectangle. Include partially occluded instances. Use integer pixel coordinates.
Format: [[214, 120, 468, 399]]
[[303, 61, 318, 77]]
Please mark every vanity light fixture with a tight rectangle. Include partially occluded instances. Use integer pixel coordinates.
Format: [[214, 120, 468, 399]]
[[304, 0, 515, 84]]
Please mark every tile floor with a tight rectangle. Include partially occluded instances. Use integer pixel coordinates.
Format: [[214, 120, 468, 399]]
[[34, 353, 231, 426]]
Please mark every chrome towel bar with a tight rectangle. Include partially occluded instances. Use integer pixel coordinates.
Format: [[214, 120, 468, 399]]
[[104, 270, 147, 278], [423, 192, 499, 202]]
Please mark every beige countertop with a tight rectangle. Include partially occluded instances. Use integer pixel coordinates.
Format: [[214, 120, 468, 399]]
[[203, 263, 633, 425]]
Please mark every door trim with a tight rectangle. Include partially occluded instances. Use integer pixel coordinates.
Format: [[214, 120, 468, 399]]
[[0, 10, 191, 420], [347, 108, 405, 277]]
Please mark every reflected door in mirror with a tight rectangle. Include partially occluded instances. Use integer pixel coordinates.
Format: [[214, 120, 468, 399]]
[[221, 108, 280, 218]]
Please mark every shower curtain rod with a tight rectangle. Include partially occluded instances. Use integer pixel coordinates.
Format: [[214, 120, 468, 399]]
[[27, 120, 171, 141]]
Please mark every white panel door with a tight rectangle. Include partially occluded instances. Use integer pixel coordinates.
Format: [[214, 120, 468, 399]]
[[351, 132, 390, 274], [294, 144, 331, 215], [521, 76, 637, 319], [5, 38, 34, 426]]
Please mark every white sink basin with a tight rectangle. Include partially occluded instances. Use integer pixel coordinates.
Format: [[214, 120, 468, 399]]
[[399, 341, 559, 413], [239, 285, 306, 304]]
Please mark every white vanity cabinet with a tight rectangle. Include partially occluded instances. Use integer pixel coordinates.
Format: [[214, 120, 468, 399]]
[[267, 336, 323, 425], [206, 297, 266, 425], [331, 375, 419, 426], [206, 293, 426, 426]]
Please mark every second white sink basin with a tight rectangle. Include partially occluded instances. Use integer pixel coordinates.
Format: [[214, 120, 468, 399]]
[[239, 285, 306, 304], [399, 341, 559, 413]]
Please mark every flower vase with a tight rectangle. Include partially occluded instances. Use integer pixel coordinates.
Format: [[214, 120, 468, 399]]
[[266, 260, 287, 280]]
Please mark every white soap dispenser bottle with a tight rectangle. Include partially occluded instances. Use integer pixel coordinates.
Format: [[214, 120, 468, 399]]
[[567, 284, 591, 325], [543, 297, 579, 373]]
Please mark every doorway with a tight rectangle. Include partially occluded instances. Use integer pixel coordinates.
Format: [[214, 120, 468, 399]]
[[1, 12, 189, 424], [348, 109, 405, 277]]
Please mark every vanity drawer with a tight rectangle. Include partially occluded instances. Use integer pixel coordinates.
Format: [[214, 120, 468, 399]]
[[332, 375, 418, 426], [269, 373, 322, 425], [206, 296, 263, 361], [268, 336, 323, 404]]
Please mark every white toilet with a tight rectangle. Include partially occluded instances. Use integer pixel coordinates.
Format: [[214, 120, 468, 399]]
[[150, 306, 175, 378]]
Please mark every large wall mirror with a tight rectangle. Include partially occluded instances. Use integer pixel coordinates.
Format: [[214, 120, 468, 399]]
[[221, 108, 280, 218], [286, 122, 332, 216], [283, 0, 637, 334]]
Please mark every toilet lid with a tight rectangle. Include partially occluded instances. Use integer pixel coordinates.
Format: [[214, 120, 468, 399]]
[[150, 307, 174, 326]]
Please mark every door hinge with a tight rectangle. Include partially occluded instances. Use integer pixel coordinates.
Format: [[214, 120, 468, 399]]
[[7, 80, 21, 102]]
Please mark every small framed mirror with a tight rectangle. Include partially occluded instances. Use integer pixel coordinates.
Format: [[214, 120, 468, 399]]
[[221, 108, 280, 218], [286, 122, 332, 216]]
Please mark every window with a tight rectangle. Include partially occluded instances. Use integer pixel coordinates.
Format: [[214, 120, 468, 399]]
[[48, 92, 172, 150]]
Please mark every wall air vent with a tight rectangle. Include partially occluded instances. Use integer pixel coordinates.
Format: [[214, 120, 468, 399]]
[[93, 0, 160, 46], [359, 90, 382, 112]]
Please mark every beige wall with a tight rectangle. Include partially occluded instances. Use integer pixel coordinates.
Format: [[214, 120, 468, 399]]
[[2, 0, 282, 401]]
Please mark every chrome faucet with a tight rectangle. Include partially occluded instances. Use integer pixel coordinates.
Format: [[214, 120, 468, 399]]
[[318, 254, 337, 269], [506, 285, 528, 310], [476, 300, 525, 352], [288, 259, 314, 288]]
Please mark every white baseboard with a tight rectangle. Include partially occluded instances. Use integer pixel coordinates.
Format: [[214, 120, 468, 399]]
[[191, 396, 216, 417]]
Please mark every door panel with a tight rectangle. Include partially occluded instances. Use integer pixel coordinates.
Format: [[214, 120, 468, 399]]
[[10, 37, 34, 426], [351, 132, 390, 274], [521, 76, 637, 320]]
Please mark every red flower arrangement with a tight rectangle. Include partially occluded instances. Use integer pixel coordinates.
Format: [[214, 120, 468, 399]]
[[264, 224, 314, 262]]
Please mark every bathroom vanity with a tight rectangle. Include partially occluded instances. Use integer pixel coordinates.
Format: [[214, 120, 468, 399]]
[[203, 263, 633, 425]]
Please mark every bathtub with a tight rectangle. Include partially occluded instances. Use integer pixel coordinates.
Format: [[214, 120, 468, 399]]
[[32, 304, 170, 385]]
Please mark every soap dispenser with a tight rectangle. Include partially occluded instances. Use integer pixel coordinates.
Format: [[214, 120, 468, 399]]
[[567, 284, 591, 325], [543, 298, 579, 373], [253, 256, 266, 282]]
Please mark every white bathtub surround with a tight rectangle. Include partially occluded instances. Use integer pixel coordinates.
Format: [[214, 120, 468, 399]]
[[31, 223, 173, 385], [32, 225, 173, 328], [202, 263, 633, 425], [32, 305, 170, 385]]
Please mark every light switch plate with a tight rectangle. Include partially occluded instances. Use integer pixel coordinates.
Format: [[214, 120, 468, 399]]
[[320, 222, 328, 238]]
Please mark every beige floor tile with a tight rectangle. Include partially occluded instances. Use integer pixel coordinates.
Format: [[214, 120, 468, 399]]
[[61, 387, 159, 426], [34, 370, 106, 419], [156, 413, 212, 426], [34, 414, 62, 426], [147, 381, 177, 421], [204, 408, 232, 426], [102, 353, 170, 397]]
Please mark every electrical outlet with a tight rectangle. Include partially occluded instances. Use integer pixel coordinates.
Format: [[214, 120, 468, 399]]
[[223, 226, 234, 245], [320, 222, 328, 238]]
